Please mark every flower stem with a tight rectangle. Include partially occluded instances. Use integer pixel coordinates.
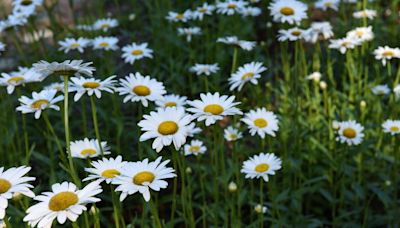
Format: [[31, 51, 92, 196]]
[[90, 96, 104, 156]]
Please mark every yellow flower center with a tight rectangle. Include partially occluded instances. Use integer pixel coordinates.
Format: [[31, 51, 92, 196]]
[[198, 8, 207, 13], [341, 41, 350, 47], [356, 31, 364, 36], [241, 72, 255, 80], [228, 4, 237, 9], [343, 128, 357, 139], [48, 192, 78, 211], [101, 169, 121, 178], [383, 51, 394, 57], [203, 104, 224, 115], [229, 134, 238, 140], [131, 49, 144, 56], [80, 148, 97, 156], [291, 31, 302, 36], [176, 14, 184, 19], [99, 42, 109, 47], [132, 85, 151, 96], [189, 146, 200, 153], [133, 171, 155, 185], [70, 43, 80, 48], [280, 7, 294, 16], [82, 81, 100, 89], [21, 0, 32, 6], [255, 163, 269, 173], [158, 121, 179, 135], [31, 99, 49, 109], [390, 126, 399, 132], [324, 2, 333, 7], [7, 76, 24, 84], [165, 102, 177, 107], [101, 24, 110, 29], [0, 178, 11, 194], [254, 118, 268, 128]]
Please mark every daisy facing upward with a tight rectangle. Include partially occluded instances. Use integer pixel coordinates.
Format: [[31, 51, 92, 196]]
[[241, 152, 282, 182]]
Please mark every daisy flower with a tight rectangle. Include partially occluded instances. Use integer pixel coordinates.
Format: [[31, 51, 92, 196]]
[[0, 68, 41, 94], [373, 46, 400, 66], [189, 63, 220, 76], [382, 120, 400, 135], [394, 85, 400, 99], [192, 3, 215, 20], [58, 37, 91, 53], [114, 157, 176, 202], [166, 10, 192, 23], [217, 36, 256, 51], [23, 181, 102, 228], [353, 9, 376, 20], [336, 120, 364, 146], [184, 140, 207, 156], [229, 62, 267, 91], [84, 156, 127, 184], [254, 204, 268, 214], [33, 60, 95, 78], [315, 0, 340, 11], [13, 0, 43, 11], [241, 107, 279, 138], [303, 21, 333, 43], [92, 36, 119, 51], [69, 75, 116, 101], [93, 18, 118, 31], [16, 89, 64, 119], [306, 72, 322, 82], [155, 94, 187, 109], [187, 92, 242, 126], [239, 7, 262, 17], [0, 166, 35, 220], [70, 138, 111, 159], [0, 42, 5, 55], [277, 27, 305, 42], [178, 27, 202, 42], [371, 84, 390, 95], [241, 152, 282, 182], [121, 42, 153, 65], [224, 126, 243, 141], [44, 82, 66, 93], [216, 0, 248, 15], [187, 122, 202, 137], [138, 107, 192, 152], [117, 72, 165, 107], [346, 26, 374, 43], [328, 37, 359, 54], [268, 0, 308, 25]]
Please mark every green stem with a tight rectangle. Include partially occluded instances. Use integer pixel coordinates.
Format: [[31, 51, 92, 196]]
[[90, 96, 104, 156]]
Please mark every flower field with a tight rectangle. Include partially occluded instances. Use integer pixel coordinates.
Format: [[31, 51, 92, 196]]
[[0, 0, 400, 227]]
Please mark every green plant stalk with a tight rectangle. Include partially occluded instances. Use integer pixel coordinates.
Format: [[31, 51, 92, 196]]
[[110, 185, 121, 228], [231, 47, 238, 74], [90, 96, 104, 156], [150, 198, 162, 228], [259, 179, 264, 228]]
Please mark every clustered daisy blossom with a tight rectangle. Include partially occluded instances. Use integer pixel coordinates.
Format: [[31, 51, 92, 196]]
[[184, 140, 207, 156], [58, 38, 91, 53], [241, 152, 282, 182], [217, 36, 256, 51], [70, 138, 111, 159], [190, 63, 220, 76], [382, 120, 400, 135], [69, 75, 116, 101], [335, 120, 364, 146], [268, 0, 308, 25], [241, 107, 279, 138], [16, 89, 64, 119], [373, 46, 400, 66], [121, 42, 153, 65], [229, 62, 267, 91], [84, 156, 127, 184], [0, 68, 41, 94]]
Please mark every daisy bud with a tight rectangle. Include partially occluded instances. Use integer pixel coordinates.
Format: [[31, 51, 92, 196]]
[[228, 181, 237, 192], [306, 72, 322, 83], [129, 14, 136, 21], [385, 180, 391, 186], [12, 192, 23, 202], [360, 100, 367, 109], [186, 167, 192, 174], [332, 120, 340, 130], [254, 204, 267, 214], [90, 205, 100, 215], [319, 81, 327, 90], [266, 22, 272, 28]]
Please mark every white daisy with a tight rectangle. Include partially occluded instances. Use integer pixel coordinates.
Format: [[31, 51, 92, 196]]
[[178, 27, 202, 42], [84, 156, 127, 184], [277, 27, 305, 42], [382, 120, 400, 135], [44, 82, 66, 93], [58, 37, 91, 53], [394, 85, 400, 99], [69, 75, 116, 101], [224, 126, 243, 141], [33, 60, 95, 78], [187, 92, 242, 126], [113, 157, 176, 202], [138, 107, 192, 152], [0, 166, 35, 220], [121, 42, 153, 65], [306, 72, 322, 82], [328, 37, 359, 54], [373, 46, 400, 66], [254, 204, 268, 214], [189, 63, 220, 76], [93, 18, 118, 31], [241, 107, 279, 138], [371, 84, 390, 95], [23, 181, 102, 228], [353, 9, 376, 19], [268, 0, 308, 25], [92, 36, 119, 51], [303, 21, 334, 43], [13, 0, 43, 11], [346, 26, 374, 43], [165, 10, 192, 23], [241, 152, 282, 182], [239, 7, 262, 17], [187, 122, 202, 137], [315, 0, 340, 11], [216, 0, 248, 15], [217, 36, 256, 51], [155, 94, 187, 109], [192, 3, 215, 20], [70, 138, 111, 159], [184, 140, 207, 156], [16, 89, 64, 119], [336, 120, 364, 146], [0, 68, 41, 94], [229, 62, 267, 91]]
